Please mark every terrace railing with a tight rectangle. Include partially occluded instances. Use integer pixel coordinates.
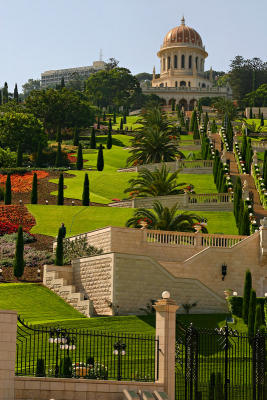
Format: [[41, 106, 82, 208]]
[[188, 193, 233, 204], [16, 316, 159, 382]]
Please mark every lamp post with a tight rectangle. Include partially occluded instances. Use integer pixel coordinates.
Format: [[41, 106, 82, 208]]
[[48, 328, 76, 377], [113, 341, 126, 381]]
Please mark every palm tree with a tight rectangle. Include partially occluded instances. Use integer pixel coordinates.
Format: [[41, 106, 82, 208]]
[[124, 165, 186, 197], [126, 201, 208, 233], [127, 106, 184, 166]]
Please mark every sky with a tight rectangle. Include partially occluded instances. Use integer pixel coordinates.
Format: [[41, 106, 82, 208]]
[[0, 0, 266, 91]]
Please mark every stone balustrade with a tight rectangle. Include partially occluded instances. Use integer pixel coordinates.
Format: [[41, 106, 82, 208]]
[[117, 159, 213, 174]]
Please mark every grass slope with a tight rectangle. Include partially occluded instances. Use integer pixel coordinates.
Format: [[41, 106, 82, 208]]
[[27, 205, 237, 237], [0, 283, 84, 323]]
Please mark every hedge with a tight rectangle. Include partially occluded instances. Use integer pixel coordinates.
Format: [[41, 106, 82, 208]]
[[228, 296, 266, 324]]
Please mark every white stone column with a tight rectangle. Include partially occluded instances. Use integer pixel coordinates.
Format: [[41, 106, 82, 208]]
[[0, 310, 17, 400], [154, 292, 178, 400]]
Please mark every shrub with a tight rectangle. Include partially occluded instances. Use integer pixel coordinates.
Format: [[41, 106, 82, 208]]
[[59, 357, 72, 378], [63, 236, 103, 264]]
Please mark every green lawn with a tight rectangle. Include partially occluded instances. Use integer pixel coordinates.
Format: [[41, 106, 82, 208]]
[[0, 283, 84, 323], [112, 115, 142, 131], [27, 205, 237, 237], [177, 174, 217, 193]]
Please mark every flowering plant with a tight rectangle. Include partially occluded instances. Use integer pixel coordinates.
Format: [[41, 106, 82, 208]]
[[0, 171, 48, 193]]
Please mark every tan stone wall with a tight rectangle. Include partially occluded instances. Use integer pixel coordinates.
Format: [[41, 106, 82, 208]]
[[160, 233, 267, 298], [113, 254, 227, 314], [15, 376, 164, 400], [72, 254, 114, 315]]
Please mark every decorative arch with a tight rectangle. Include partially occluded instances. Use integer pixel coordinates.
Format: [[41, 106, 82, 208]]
[[168, 98, 176, 106], [189, 99, 197, 111], [180, 81, 186, 87], [179, 99, 188, 111]]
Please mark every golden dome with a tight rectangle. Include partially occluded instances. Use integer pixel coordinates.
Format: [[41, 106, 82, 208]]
[[163, 17, 203, 48]]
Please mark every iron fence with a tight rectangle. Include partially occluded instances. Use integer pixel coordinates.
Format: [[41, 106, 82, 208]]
[[16, 316, 159, 382], [175, 323, 267, 400]]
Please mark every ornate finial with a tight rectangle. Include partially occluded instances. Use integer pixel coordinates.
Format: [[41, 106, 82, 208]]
[[181, 16, 185, 25]]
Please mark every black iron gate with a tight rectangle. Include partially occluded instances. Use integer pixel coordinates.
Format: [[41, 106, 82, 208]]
[[175, 324, 267, 400]]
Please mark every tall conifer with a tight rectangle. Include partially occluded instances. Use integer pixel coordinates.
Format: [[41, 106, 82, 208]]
[[76, 144, 83, 170], [90, 127, 96, 149], [31, 173, 38, 204], [97, 144, 104, 171], [13, 226, 25, 279], [82, 173, 90, 206], [4, 173, 11, 205], [14, 83, 19, 103], [55, 227, 64, 266], [57, 173, 64, 205], [242, 270, 252, 324]]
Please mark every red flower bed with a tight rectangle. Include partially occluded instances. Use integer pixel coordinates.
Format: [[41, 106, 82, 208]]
[[0, 171, 48, 193], [0, 206, 36, 232], [67, 154, 88, 163], [0, 221, 19, 236]]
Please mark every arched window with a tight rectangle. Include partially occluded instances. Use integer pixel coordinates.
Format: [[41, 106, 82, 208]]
[[181, 55, 185, 68], [163, 59, 166, 71], [160, 83, 164, 87], [165, 82, 168, 87], [180, 81, 186, 87], [167, 56, 171, 69], [195, 57, 198, 70], [189, 55, 192, 69], [202, 83, 206, 88], [188, 81, 191, 87], [175, 81, 178, 87], [174, 55, 178, 69]]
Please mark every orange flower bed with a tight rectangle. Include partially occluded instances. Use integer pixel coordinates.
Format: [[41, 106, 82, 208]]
[[67, 153, 88, 163], [0, 205, 36, 231], [0, 171, 48, 193]]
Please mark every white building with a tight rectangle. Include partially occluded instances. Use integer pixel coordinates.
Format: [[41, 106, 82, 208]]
[[143, 17, 231, 110], [41, 60, 105, 88]]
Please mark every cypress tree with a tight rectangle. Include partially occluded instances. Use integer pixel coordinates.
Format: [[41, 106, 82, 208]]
[[97, 116, 100, 130], [240, 206, 250, 235], [4, 173, 11, 205], [55, 142, 62, 167], [108, 118, 112, 131], [55, 227, 64, 266], [241, 133, 247, 160], [107, 130, 112, 149], [234, 177, 242, 223], [242, 270, 252, 324], [211, 119, 217, 133], [185, 118, 189, 132], [190, 110, 196, 131], [263, 150, 267, 187], [97, 144, 104, 171], [90, 127, 96, 149], [249, 107, 253, 119], [36, 142, 42, 167], [76, 144, 83, 170], [14, 83, 19, 103], [123, 114, 127, 124], [254, 304, 263, 335], [113, 112, 116, 124], [260, 112, 264, 127], [213, 151, 220, 183], [171, 99, 175, 111], [13, 226, 25, 279], [3, 82, 8, 103], [193, 119, 200, 140], [16, 143, 23, 167], [82, 173, 90, 206], [57, 173, 64, 205], [60, 76, 65, 88], [204, 112, 209, 132], [245, 138, 252, 173], [120, 118, 123, 130], [248, 289, 256, 338], [238, 200, 244, 235], [31, 173, 38, 204], [103, 111, 106, 121], [56, 126, 62, 143], [73, 127, 79, 146]]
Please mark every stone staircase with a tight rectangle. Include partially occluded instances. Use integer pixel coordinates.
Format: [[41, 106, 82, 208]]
[[43, 265, 93, 317]]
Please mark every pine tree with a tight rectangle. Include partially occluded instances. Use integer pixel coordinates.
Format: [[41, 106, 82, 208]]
[[16, 143, 23, 167], [113, 112, 116, 124], [55, 142, 62, 167], [57, 173, 64, 205], [36, 142, 42, 167], [97, 144, 104, 171], [76, 144, 83, 170], [90, 127, 96, 149], [60, 76, 65, 88], [82, 173, 90, 206], [242, 270, 252, 324], [73, 127, 79, 146], [254, 304, 263, 335], [3, 82, 8, 104], [107, 130, 112, 149], [248, 289, 256, 338], [260, 113, 264, 127], [56, 126, 62, 143], [13, 226, 25, 279], [14, 83, 19, 103], [4, 173, 11, 205], [55, 227, 64, 266], [31, 173, 38, 204], [120, 118, 123, 130]]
